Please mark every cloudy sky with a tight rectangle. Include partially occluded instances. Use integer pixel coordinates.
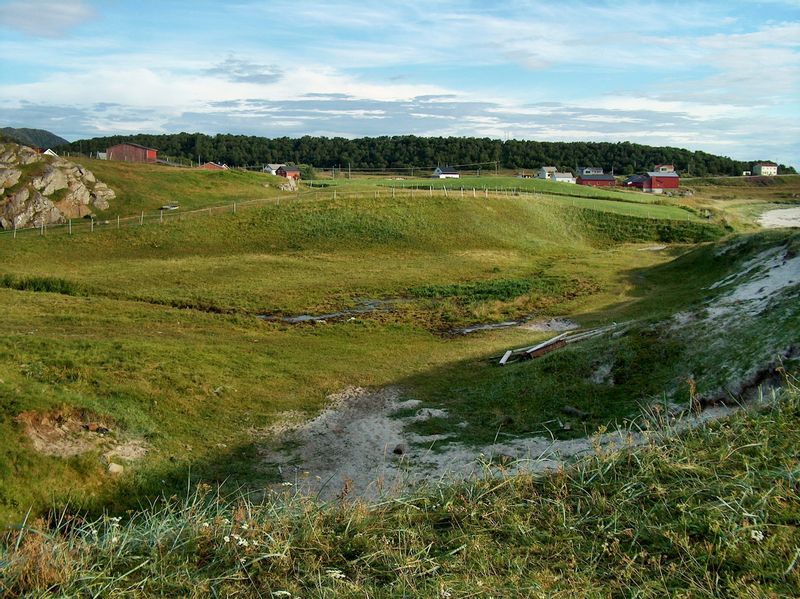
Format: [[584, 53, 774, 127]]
[[1, 1, 798, 165]]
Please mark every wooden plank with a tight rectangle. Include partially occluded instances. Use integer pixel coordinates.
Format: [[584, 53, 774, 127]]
[[499, 350, 513, 365], [524, 332, 570, 355]]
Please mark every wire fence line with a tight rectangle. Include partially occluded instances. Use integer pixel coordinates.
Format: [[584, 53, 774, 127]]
[[0, 185, 692, 242]]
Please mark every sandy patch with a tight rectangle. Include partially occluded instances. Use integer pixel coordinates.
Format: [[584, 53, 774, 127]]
[[518, 318, 580, 333], [258, 386, 756, 501], [15, 408, 148, 463], [707, 247, 800, 319], [758, 207, 800, 229]]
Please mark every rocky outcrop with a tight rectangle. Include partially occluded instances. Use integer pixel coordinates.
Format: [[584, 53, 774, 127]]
[[0, 143, 115, 229]]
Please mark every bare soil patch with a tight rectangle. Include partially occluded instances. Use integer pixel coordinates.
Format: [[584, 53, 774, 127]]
[[758, 207, 800, 229], [15, 408, 148, 463], [258, 385, 748, 502]]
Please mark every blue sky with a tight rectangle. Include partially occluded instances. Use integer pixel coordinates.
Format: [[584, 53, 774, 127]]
[[1, 0, 798, 166]]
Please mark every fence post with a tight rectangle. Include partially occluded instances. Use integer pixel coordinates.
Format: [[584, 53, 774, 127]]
[[160, 209, 163, 224], [473, 188, 476, 198], [233, 202, 236, 214], [117, 215, 120, 229], [91, 218, 94, 232], [40, 222, 43, 236], [140, 211, 144, 225], [13, 221, 16, 239], [429, 186, 432, 197], [69, 219, 72, 235]]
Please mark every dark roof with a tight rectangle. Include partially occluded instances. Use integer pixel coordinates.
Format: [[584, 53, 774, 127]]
[[578, 174, 616, 181], [754, 162, 778, 166], [436, 166, 459, 174], [624, 174, 648, 184]]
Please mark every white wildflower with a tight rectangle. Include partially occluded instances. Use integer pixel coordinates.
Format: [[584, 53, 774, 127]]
[[240, 557, 247, 564], [751, 529, 764, 542], [223, 536, 230, 543], [281, 482, 293, 487], [272, 592, 292, 598], [240, 523, 249, 530], [238, 538, 249, 547], [325, 568, 346, 580], [201, 522, 210, 528]]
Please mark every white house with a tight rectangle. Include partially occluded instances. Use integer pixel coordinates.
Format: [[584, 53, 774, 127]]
[[753, 162, 778, 176], [553, 171, 576, 184], [653, 164, 675, 173], [537, 166, 557, 180], [433, 166, 460, 179], [263, 163, 286, 176], [577, 166, 603, 175]]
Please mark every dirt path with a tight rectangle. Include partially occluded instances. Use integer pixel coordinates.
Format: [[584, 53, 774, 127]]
[[758, 207, 800, 228], [259, 386, 742, 501]]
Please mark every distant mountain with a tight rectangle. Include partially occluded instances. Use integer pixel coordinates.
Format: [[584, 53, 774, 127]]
[[1, 127, 68, 149]]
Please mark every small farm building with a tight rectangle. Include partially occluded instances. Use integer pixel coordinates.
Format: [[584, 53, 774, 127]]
[[107, 143, 157, 163], [263, 163, 285, 175], [753, 162, 778, 176], [577, 174, 616, 187], [537, 166, 557, 180], [553, 172, 576, 184], [198, 162, 228, 170], [433, 166, 460, 179], [276, 166, 301, 180]]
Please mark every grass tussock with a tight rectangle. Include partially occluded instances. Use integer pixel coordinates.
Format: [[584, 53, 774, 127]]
[[0, 274, 83, 296], [3, 380, 799, 597]]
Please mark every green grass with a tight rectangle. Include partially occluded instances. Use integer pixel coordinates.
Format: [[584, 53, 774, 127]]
[[68, 157, 288, 217], [3, 380, 798, 597], [0, 163, 792, 540]]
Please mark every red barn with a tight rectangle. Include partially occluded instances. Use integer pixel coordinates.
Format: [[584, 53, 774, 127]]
[[577, 174, 616, 187], [107, 143, 157, 163], [624, 172, 679, 193], [276, 165, 301, 180]]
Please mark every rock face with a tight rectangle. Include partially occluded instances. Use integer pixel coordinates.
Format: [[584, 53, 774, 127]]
[[0, 143, 115, 229]]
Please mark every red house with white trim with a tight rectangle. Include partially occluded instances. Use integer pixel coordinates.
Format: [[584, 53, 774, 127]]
[[107, 142, 157, 163]]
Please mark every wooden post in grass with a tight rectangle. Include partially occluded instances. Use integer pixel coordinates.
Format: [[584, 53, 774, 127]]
[[429, 186, 432, 197], [91, 218, 94, 232], [13, 221, 16, 239], [233, 202, 237, 214], [40, 222, 43, 236], [473, 188, 476, 198], [140, 211, 144, 225], [160, 209, 163, 224], [444, 186, 448, 197], [69, 219, 72, 235], [117, 215, 120, 229]]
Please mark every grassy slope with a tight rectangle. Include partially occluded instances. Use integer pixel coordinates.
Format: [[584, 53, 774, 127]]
[[67, 157, 287, 217], [0, 187, 732, 525], [3, 383, 799, 597]]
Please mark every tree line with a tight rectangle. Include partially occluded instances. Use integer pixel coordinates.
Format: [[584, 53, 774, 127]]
[[59, 133, 796, 177]]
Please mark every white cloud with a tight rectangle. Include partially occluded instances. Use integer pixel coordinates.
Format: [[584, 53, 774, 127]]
[[0, 0, 94, 38]]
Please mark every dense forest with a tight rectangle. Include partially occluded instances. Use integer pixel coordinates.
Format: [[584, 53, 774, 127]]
[[59, 133, 796, 177]]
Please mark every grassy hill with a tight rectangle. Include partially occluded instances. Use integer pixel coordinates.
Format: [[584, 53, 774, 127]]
[[0, 163, 798, 595]]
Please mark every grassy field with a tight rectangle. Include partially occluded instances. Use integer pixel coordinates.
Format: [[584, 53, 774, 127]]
[[67, 157, 286, 217], [3, 381, 798, 597], [0, 159, 796, 543]]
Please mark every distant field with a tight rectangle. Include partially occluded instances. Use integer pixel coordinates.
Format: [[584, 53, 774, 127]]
[[70, 157, 285, 217]]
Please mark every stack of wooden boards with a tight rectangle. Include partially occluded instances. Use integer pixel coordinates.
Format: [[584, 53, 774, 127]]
[[496, 323, 624, 366]]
